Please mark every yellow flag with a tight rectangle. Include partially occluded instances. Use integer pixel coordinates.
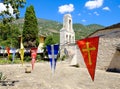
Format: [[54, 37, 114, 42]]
[[19, 37, 24, 65], [20, 37, 24, 49], [20, 49, 24, 65]]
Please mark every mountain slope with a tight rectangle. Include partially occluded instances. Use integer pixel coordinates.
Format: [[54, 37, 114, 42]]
[[13, 18, 105, 42]]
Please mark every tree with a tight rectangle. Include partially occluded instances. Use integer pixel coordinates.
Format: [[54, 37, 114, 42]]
[[0, 0, 26, 24], [0, 0, 26, 48], [22, 5, 38, 48], [0, 23, 21, 48], [43, 35, 55, 52], [43, 35, 56, 59], [44, 35, 55, 47]]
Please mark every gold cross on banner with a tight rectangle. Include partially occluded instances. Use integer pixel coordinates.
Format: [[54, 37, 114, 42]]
[[82, 42, 96, 65]]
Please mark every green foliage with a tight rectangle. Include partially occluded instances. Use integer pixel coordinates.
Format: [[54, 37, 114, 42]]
[[0, 72, 7, 81], [36, 55, 42, 62], [0, 59, 11, 64], [13, 18, 104, 41], [86, 24, 104, 30], [44, 35, 56, 47], [36, 55, 41, 60], [52, 33, 59, 43], [0, 57, 22, 64], [74, 23, 104, 39], [24, 56, 31, 62], [0, 17, 104, 48], [61, 55, 66, 61], [9, 54, 12, 61], [38, 18, 62, 31], [42, 35, 56, 59], [12, 59, 21, 64], [23, 5, 38, 48], [0, 23, 21, 48], [73, 24, 88, 31], [0, 0, 26, 24]]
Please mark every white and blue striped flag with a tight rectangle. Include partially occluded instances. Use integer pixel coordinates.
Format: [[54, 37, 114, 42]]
[[47, 44, 59, 73], [11, 48, 16, 63]]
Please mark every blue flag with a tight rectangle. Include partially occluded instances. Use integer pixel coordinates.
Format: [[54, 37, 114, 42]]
[[47, 44, 59, 73], [12, 48, 16, 63]]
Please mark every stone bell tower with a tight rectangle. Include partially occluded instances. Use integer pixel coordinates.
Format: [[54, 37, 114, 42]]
[[60, 14, 75, 45], [60, 14, 75, 59]]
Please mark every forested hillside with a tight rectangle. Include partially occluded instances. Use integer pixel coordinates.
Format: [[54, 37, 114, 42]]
[[73, 24, 104, 39], [0, 18, 104, 47], [13, 18, 104, 40]]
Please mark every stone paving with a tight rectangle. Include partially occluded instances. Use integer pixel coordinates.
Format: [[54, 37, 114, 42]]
[[0, 62, 120, 89]]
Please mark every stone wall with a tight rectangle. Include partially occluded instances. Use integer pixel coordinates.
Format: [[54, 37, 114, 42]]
[[63, 28, 120, 71], [60, 45, 75, 61], [108, 51, 120, 71], [89, 28, 120, 70]]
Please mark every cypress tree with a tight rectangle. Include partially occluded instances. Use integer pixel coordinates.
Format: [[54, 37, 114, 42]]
[[23, 5, 38, 48]]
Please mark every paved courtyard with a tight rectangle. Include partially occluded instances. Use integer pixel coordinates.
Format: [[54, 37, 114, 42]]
[[0, 61, 120, 89]]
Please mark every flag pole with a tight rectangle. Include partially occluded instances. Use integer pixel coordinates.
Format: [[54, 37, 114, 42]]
[[51, 45, 55, 75]]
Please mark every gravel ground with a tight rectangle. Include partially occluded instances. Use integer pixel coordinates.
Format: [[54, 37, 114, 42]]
[[0, 61, 120, 89]]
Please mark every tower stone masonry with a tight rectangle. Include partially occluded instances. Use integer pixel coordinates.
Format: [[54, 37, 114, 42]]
[[60, 14, 75, 45], [60, 14, 76, 62]]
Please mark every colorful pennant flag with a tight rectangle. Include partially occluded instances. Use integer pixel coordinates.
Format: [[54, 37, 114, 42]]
[[12, 48, 16, 63], [20, 37, 24, 49], [77, 36, 99, 81], [20, 49, 24, 65], [19, 37, 24, 65], [30, 48, 37, 70], [47, 44, 59, 74], [6, 47, 10, 59]]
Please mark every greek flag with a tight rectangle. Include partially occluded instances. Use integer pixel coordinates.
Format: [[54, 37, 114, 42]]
[[12, 48, 16, 63], [47, 44, 59, 73]]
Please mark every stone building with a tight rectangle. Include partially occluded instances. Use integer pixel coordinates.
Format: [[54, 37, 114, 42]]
[[60, 14, 120, 70], [60, 14, 75, 45], [86, 23, 120, 71], [60, 14, 75, 60]]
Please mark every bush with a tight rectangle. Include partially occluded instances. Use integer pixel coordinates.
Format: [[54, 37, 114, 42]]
[[12, 59, 21, 64], [9, 54, 13, 61], [36, 55, 41, 62], [0, 59, 11, 64], [24, 56, 31, 62], [61, 55, 66, 61]]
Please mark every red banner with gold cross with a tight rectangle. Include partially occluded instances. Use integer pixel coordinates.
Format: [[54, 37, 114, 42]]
[[77, 36, 99, 81]]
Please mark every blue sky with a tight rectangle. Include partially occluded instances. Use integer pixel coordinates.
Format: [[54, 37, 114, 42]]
[[0, 0, 120, 26]]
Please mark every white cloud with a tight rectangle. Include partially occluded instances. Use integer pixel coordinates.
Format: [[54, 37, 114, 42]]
[[102, 6, 110, 11], [81, 19, 86, 22], [85, 0, 104, 9], [0, 3, 13, 14], [58, 4, 74, 14], [94, 11, 99, 16]]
